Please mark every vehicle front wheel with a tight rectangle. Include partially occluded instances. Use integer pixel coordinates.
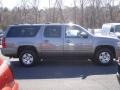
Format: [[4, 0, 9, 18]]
[[93, 48, 114, 65], [19, 50, 38, 67]]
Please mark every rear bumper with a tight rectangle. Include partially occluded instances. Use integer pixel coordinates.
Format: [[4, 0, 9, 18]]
[[1, 48, 17, 57]]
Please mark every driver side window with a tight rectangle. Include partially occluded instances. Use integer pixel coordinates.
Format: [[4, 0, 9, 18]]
[[66, 26, 83, 38]]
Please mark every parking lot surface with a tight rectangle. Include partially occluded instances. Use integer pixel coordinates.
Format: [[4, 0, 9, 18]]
[[0, 51, 120, 90]]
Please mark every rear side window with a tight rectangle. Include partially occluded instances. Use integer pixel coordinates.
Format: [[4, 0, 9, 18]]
[[7, 26, 40, 37], [44, 26, 61, 38]]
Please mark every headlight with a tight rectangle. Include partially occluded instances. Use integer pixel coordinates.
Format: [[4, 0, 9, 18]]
[[117, 42, 120, 47]]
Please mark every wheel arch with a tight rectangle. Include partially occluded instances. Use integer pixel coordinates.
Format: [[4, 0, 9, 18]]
[[94, 45, 116, 58], [17, 45, 38, 57]]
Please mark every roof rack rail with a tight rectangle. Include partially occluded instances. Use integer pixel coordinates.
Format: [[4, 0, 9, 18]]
[[45, 22, 52, 24]]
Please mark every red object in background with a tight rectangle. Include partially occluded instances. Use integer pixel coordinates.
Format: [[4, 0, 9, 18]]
[[1, 37, 6, 48], [0, 59, 3, 64], [0, 58, 18, 90]]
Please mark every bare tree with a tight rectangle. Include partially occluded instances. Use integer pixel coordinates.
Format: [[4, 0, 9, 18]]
[[0, 0, 3, 28], [48, 0, 51, 22], [95, 0, 103, 27], [79, 0, 88, 26], [1, 0, 120, 29], [103, 0, 115, 22], [30, 0, 40, 23], [88, 0, 102, 28], [20, 0, 30, 23], [52, 0, 65, 23], [73, 0, 77, 24]]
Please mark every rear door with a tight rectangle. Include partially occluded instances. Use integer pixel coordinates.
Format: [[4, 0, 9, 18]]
[[41, 25, 63, 56]]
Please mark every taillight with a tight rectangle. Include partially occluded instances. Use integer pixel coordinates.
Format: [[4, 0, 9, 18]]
[[2, 37, 6, 48]]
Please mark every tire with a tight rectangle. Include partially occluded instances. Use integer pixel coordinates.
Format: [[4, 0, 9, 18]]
[[93, 48, 113, 65], [19, 50, 38, 67]]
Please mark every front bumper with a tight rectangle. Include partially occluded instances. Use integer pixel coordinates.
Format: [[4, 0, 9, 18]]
[[116, 58, 120, 83], [117, 72, 120, 84], [115, 46, 120, 58], [117, 72, 120, 78]]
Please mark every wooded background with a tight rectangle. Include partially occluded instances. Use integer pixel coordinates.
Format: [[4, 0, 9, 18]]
[[0, 0, 120, 29]]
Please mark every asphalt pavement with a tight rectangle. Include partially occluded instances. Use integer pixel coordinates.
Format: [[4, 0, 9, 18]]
[[0, 50, 120, 90]]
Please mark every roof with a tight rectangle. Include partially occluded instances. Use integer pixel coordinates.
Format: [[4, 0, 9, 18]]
[[102, 23, 120, 27], [8, 23, 78, 27]]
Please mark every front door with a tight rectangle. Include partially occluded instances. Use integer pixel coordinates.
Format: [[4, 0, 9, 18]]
[[64, 25, 93, 56]]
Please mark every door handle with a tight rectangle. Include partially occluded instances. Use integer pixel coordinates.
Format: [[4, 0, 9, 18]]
[[66, 40, 71, 43]]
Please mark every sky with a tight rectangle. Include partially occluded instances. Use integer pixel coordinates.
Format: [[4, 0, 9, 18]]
[[1, 0, 119, 10], [1, 0, 75, 10]]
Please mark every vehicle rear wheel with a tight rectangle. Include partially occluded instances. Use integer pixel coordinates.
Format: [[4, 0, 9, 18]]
[[19, 50, 38, 67], [93, 48, 113, 65]]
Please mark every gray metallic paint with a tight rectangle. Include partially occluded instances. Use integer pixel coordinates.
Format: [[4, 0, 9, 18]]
[[1, 24, 120, 59]]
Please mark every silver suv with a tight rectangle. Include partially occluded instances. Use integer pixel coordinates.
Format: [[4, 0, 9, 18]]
[[1, 23, 120, 66]]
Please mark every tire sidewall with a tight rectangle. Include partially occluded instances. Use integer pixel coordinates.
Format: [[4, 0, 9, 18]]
[[19, 50, 37, 67], [94, 48, 113, 65]]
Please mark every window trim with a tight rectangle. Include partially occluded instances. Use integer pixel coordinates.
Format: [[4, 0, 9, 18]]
[[65, 26, 83, 38], [44, 26, 62, 38], [6, 26, 40, 38]]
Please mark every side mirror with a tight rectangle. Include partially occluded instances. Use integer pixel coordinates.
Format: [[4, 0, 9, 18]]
[[80, 32, 88, 38]]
